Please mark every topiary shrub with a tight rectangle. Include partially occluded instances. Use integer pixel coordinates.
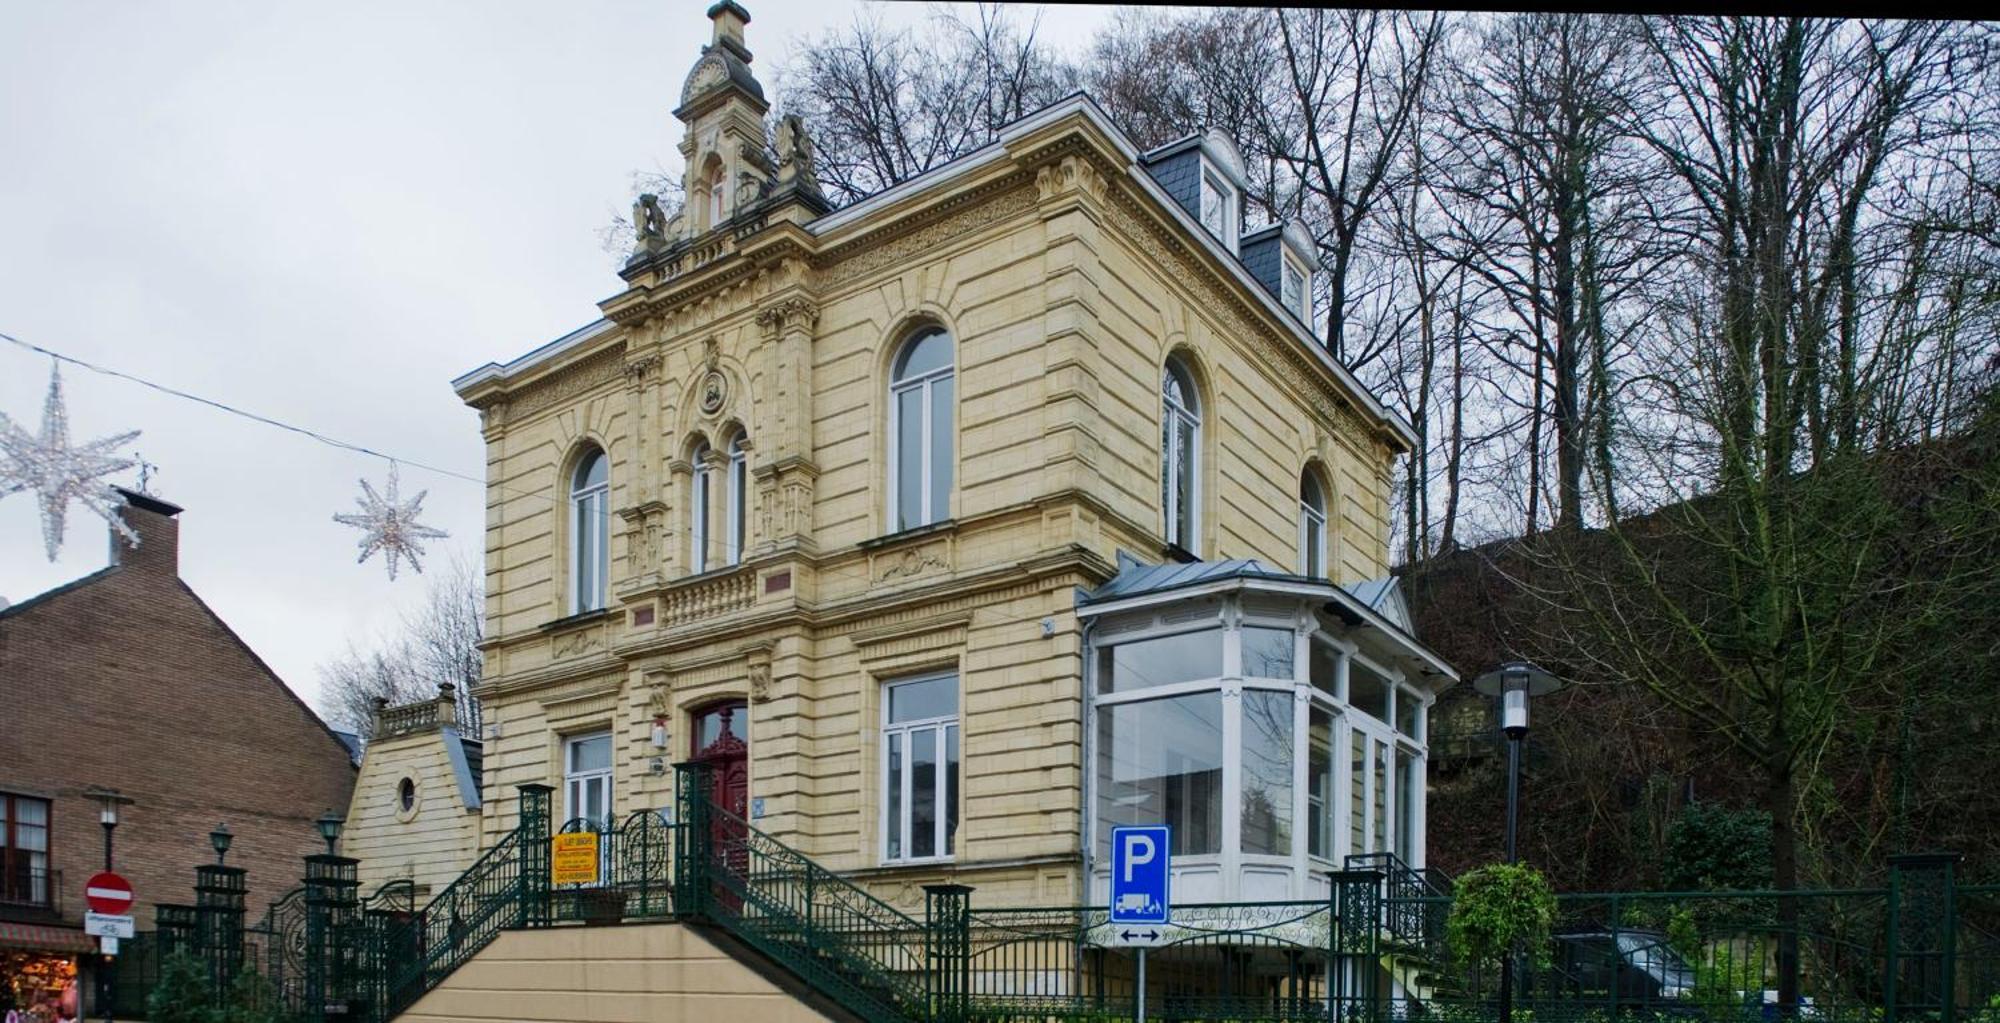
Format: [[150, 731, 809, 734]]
[[1446, 862, 1557, 973]]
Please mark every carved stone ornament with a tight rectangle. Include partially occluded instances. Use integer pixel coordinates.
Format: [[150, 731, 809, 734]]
[[683, 56, 726, 102], [699, 369, 728, 416], [747, 663, 772, 703]]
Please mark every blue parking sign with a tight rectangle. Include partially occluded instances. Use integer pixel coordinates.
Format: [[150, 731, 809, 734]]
[[1108, 826, 1171, 926]]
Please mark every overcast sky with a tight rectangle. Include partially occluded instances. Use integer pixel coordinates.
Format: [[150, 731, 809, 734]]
[[0, 1, 1122, 718]]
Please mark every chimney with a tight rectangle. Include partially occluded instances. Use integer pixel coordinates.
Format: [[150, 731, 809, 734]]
[[708, 0, 752, 61], [111, 487, 182, 576]]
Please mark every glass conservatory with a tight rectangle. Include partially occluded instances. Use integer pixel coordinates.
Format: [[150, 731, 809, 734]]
[[1079, 559, 1455, 905]]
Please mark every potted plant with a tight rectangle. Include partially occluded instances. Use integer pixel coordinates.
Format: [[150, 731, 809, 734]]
[[578, 887, 628, 925]]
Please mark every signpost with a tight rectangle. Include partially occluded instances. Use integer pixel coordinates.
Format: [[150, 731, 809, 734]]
[[551, 832, 601, 886], [84, 913, 134, 939], [1109, 826, 1171, 1023]]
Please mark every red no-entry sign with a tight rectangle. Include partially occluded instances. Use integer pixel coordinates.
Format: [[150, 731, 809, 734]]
[[85, 872, 133, 915]]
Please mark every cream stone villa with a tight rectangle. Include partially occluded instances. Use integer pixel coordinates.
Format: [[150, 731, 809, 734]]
[[360, 0, 1454, 915]]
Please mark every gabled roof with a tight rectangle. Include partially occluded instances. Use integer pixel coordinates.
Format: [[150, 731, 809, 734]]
[[1084, 554, 1302, 604]]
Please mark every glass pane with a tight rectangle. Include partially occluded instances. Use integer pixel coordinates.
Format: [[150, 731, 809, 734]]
[[1397, 754, 1419, 859], [569, 733, 611, 773], [691, 468, 710, 571], [896, 330, 952, 379], [728, 456, 746, 564], [1160, 412, 1173, 517], [1308, 708, 1333, 859], [1310, 642, 1340, 697], [890, 676, 957, 723], [575, 450, 606, 491], [1098, 629, 1224, 694], [912, 729, 938, 858], [1173, 418, 1197, 546], [1096, 692, 1224, 859], [945, 725, 960, 855], [586, 777, 607, 825], [1349, 662, 1391, 721], [896, 385, 924, 529], [1373, 742, 1389, 853], [1396, 689, 1421, 738], [1349, 732, 1366, 855], [1240, 690, 1294, 856], [929, 374, 953, 521], [887, 732, 904, 860], [1240, 627, 1295, 679]]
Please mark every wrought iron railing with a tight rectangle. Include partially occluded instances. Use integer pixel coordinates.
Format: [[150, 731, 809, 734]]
[[690, 797, 931, 1023], [1346, 850, 1450, 949], [376, 828, 525, 1017], [549, 810, 681, 923], [958, 899, 1342, 1022], [0, 866, 59, 914]]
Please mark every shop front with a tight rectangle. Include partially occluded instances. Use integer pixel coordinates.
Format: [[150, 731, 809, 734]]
[[0, 923, 91, 1019]]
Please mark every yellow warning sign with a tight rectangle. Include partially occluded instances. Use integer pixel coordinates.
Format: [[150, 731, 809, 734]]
[[551, 832, 600, 886]]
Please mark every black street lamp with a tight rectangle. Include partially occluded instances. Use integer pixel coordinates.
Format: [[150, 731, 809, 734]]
[[84, 788, 131, 1023], [209, 822, 233, 866], [1473, 661, 1564, 1023], [315, 811, 345, 856]]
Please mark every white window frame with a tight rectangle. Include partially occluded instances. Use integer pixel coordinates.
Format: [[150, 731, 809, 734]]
[[887, 331, 954, 532], [1299, 474, 1327, 578], [569, 450, 609, 614], [1200, 169, 1237, 251], [1281, 256, 1308, 322], [725, 436, 747, 566], [1161, 363, 1201, 553], [690, 444, 713, 574], [881, 673, 960, 865], [563, 731, 614, 828]]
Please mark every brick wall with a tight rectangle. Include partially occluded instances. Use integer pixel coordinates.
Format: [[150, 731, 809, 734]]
[[0, 493, 357, 927]]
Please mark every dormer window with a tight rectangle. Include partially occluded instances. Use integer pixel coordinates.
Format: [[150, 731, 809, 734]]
[[1200, 171, 1236, 251], [1282, 258, 1307, 321]]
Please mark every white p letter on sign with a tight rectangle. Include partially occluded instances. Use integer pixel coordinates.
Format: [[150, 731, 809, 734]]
[[1121, 832, 1156, 883]]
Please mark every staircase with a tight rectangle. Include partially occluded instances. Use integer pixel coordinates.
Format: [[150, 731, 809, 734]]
[[1345, 851, 1467, 1009], [349, 773, 958, 1023]]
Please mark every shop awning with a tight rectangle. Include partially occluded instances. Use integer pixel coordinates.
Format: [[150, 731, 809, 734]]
[[0, 921, 94, 954]]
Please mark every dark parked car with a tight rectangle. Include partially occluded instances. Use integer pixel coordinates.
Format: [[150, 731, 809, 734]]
[[1534, 928, 1699, 1005]]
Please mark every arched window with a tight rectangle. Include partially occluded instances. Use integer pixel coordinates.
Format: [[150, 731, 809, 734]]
[[690, 441, 713, 574], [1299, 471, 1328, 578], [725, 435, 748, 566], [889, 328, 954, 532], [705, 161, 727, 228], [1161, 360, 1201, 553], [570, 448, 609, 612]]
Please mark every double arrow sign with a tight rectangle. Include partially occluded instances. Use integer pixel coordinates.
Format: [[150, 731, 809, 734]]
[[1119, 928, 1161, 943]]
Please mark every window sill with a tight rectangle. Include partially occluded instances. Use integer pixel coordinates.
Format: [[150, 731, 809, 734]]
[[859, 518, 958, 551], [539, 607, 614, 634], [1162, 541, 1201, 564], [847, 856, 957, 878]]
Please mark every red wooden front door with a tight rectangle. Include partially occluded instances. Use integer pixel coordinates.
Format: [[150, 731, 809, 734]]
[[690, 702, 749, 910]]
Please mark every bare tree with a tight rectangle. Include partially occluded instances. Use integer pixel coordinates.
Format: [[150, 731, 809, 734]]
[[319, 551, 483, 740], [776, 4, 1075, 206]]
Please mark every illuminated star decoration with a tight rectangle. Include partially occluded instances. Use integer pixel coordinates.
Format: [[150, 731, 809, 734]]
[[332, 462, 448, 580], [0, 363, 141, 561]]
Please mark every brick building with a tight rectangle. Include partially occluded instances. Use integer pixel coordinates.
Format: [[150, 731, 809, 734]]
[[0, 488, 357, 1014]]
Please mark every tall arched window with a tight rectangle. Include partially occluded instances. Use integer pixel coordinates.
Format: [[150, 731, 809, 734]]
[[889, 328, 954, 532], [570, 448, 608, 613], [725, 435, 748, 566], [705, 161, 727, 228], [1161, 361, 1201, 553], [690, 441, 713, 574], [1299, 471, 1328, 578]]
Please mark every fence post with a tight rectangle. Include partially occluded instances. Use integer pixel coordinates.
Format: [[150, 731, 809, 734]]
[[674, 763, 712, 919], [193, 862, 247, 1004], [1888, 852, 1962, 1023], [517, 784, 554, 928], [925, 884, 974, 1023], [302, 854, 360, 1022], [1332, 869, 1384, 1023]]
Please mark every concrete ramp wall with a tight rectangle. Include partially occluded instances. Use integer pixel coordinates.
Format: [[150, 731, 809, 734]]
[[397, 922, 838, 1023]]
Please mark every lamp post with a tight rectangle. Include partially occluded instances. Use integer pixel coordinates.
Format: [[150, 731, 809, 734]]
[[85, 789, 130, 1023], [210, 822, 233, 866], [315, 811, 345, 856], [1472, 662, 1564, 1023]]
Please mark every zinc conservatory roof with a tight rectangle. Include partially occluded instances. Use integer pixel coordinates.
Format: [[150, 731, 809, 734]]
[[1080, 554, 1458, 688]]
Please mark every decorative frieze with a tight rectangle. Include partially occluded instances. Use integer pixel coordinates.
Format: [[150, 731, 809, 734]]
[[509, 345, 630, 419], [817, 181, 1037, 292]]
